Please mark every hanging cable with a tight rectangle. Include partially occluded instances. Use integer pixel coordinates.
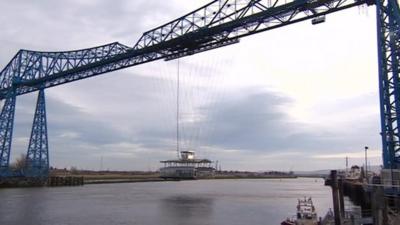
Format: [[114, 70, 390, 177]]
[[176, 59, 180, 159]]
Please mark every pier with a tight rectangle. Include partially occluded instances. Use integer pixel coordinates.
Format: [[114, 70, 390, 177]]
[[326, 170, 400, 225], [47, 176, 84, 187]]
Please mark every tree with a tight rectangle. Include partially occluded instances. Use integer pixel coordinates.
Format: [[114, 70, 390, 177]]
[[10, 153, 26, 172], [70, 166, 79, 175]]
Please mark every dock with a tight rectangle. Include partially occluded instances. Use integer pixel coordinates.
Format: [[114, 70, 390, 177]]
[[325, 170, 400, 225], [47, 176, 84, 186]]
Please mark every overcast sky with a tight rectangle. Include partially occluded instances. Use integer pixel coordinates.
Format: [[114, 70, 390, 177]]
[[0, 0, 382, 171]]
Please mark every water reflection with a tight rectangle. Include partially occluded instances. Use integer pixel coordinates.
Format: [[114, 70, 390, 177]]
[[0, 178, 332, 225], [2, 189, 47, 225], [160, 195, 214, 218]]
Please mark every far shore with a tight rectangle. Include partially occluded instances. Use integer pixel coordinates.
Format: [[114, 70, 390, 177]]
[[1, 169, 319, 188], [83, 175, 299, 185]]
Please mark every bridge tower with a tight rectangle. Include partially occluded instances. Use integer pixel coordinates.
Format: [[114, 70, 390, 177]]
[[376, 0, 400, 169], [0, 92, 16, 176], [24, 89, 49, 178]]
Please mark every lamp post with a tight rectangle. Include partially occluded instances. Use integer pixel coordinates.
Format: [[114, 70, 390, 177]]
[[364, 146, 368, 182]]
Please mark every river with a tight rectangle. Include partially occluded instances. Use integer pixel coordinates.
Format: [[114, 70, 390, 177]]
[[0, 178, 333, 225]]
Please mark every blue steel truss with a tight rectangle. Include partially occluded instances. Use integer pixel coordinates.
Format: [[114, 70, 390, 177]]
[[0, 0, 398, 177], [0, 92, 16, 176], [376, 0, 400, 168], [0, 0, 370, 100], [24, 89, 49, 177]]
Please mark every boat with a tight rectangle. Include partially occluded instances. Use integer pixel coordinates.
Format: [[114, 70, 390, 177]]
[[160, 150, 215, 180], [345, 165, 361, 181], [296, 197, 318, 225], [281, 197, 319, 225], [281, 217, 296, 225]]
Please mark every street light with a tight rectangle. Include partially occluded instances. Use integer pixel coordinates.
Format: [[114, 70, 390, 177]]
[[364, 146, 368, 182]]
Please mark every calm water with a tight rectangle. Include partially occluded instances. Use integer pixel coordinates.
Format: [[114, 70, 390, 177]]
[[0, 178, 332, 225]]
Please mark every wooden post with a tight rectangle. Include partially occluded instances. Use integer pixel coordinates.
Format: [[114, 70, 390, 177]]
[[338, 178, 345, 219], [330, 170, 342, 225], [371, 185, 388, 225]]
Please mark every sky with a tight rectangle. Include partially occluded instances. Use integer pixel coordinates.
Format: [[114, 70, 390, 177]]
[[0, 0, 383, 171]]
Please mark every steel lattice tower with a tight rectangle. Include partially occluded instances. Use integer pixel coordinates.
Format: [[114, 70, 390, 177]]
[[376, 0, 400, 169], [0, 92, 16, 176], [25, 89, 49, 177]]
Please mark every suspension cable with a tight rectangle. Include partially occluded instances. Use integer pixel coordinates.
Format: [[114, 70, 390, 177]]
[[176, 59, 180, 159]]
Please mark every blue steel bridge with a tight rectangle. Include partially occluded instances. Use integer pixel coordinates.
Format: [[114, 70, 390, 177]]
[[0, 0, 399, 178]]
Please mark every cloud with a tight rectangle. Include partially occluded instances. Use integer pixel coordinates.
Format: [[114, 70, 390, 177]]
[[193, 87, 378, 155], [313, 149, 381, 159]]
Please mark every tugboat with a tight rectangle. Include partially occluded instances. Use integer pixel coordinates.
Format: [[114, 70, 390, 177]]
[[281, 197, 319, 225], [281, 217, 296, 225]]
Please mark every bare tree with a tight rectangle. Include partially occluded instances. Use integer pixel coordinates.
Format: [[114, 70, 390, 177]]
[[70, 166, 79, 175], [10, 153, 26, 172]]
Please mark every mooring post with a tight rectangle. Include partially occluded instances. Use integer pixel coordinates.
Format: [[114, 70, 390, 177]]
[[330, 170, 342, 225], [338, 178, 345, 219], [371, 185, 388, 225]]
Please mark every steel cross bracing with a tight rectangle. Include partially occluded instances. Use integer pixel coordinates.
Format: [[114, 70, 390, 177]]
[[0, 42, 131, 99], [25, 90, 49, 177], [376, 0, 400, 168], [0, 93, 16, 175], [0, 0, 397, 177]]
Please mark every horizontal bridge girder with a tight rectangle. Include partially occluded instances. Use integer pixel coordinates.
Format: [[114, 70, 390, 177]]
[[0, 0, 370, 100]]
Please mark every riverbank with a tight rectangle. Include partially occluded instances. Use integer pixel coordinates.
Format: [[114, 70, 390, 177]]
[[0, 170, 298, 187], [0, 177, 47, 188], [81, 170, 297, 185], [84, 174, 298, 185]]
